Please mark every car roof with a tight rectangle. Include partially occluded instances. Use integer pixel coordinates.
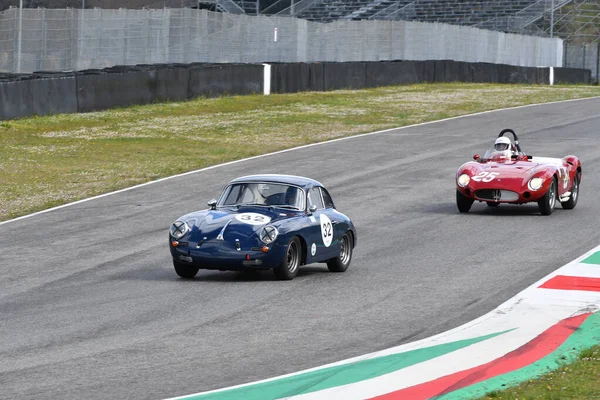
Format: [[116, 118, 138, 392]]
[[228, 174, 324, 189]]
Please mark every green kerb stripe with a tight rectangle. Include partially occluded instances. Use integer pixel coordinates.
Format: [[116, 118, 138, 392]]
[[435, 312, 600, 400], [180, 329, 513, 400], [581, 252, 600, 265]]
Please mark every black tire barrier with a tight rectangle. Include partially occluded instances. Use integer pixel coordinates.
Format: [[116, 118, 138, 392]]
[[0, 76, 77, 120], [0, 60, 593, 121], [554, 67, 592, 84], [365, 61, 420, 87], [322, 62, 368, 91], [188, 63, 263, 99]]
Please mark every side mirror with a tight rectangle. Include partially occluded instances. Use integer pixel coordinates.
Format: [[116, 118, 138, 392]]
[[207, 199, 217, 209], [308, 205, 317, 214], [473, 154, 480, 160]]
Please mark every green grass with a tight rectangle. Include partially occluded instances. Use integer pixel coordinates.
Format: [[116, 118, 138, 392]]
[[1, 82, 599, 222], [477, 344, 600, 400]]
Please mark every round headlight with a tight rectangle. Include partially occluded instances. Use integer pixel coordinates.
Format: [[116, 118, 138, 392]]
[[457, 174, 470, 187], [170, 220, 190, 239], [259, 226, 278, 244], [528, 177, 543, 191]]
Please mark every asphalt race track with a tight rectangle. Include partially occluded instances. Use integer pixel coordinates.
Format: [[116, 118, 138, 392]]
[[1, 98, 599, 400]]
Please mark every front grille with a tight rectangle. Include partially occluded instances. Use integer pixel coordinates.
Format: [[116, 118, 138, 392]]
[[475, 189, 519, 202]]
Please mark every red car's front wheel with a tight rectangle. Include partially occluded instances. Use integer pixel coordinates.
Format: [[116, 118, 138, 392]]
[[538, 178, 557, 216], [456, 190, 474, 213]]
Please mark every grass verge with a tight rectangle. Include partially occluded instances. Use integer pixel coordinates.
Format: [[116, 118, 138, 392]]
[[478, 344, 600, 400], [1, 82, 599, 222]]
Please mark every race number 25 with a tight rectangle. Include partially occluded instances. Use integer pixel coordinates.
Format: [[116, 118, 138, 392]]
[[471, 172, 499, 182]]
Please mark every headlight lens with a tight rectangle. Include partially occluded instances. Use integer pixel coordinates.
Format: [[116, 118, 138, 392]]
[[259, 226, 278, 244], [457, 174, 470, 187], [528, 177, 543, 191], [170, 220, 190, 239]]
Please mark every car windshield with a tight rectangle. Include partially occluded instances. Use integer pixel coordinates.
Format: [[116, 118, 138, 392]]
[[218, 182, 305, 210], [483, 148, 511, 161]]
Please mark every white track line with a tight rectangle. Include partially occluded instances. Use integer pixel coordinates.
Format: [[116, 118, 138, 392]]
[[2, 94, 599, 228]]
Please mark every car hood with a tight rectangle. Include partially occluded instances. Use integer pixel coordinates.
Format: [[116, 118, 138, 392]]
[[179, 207, 299, 243], [479, 161, 539, 175]]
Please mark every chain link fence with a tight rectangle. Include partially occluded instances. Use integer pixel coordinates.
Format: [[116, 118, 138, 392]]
[[0, 7, 564, 74], [564, 42, 599, 83]]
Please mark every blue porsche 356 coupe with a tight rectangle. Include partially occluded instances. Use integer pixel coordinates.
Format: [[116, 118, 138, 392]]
[[168, 174, 357, 280]]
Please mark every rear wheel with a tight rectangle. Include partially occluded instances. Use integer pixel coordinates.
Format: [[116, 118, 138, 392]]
[[173, 261, 199, 279], [327, 231, 353, 273], [456, 190, 474, 213], [538, 178, 557, 216], [273, 237, 301, 281], [561, 173, 579, 210]]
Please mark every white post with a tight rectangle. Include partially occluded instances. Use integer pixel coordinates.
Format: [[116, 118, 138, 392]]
[[16, 0, 23, 73], [263, 63, 271, 95], [549, 67, 554, 85]]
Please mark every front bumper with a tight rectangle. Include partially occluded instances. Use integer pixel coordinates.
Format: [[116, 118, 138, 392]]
[[169, 239, 286, 270], [457, 184, 547, 204]]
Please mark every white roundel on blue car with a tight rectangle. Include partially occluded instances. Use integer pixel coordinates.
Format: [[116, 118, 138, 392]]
[[320, 214, 333, 247], [235, 213, 271, 226], [311, 243, 316, 256]]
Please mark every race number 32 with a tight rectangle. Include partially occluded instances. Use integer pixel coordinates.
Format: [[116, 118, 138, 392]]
[[471, 171, 500, 182], [319, 214, 333, 247], [235, 213, 272, 226]]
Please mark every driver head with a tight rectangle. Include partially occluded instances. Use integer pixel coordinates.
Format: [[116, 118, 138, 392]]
[[494, 136, 512, 152]]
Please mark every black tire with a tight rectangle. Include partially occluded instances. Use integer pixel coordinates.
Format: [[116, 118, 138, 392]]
[[327, 231, 353, 273], [561, 173, 579, 210], [538, 177, 557, 216], [273, 236, 301, 281], [173, 261, 199, 279], [456, 190, 474, 213], [486, 202, 500, 207]]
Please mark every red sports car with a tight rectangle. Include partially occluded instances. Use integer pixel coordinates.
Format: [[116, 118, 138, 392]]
[[455, 129, 581, 215]]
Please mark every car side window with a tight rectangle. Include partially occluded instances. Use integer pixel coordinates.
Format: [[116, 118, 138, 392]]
[[307, 187, 324, 209], [320, 188, 335, 209]]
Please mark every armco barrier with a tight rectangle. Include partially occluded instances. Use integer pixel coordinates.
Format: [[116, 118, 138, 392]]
[[0, 60, 593, 121]]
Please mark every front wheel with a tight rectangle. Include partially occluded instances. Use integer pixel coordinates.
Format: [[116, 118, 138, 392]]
[[173, 261, 199, 279], [538, 178, 557, 216], [561, 173, 579, 210], [457, 190, 474, 213], [327, 231, 353, 273], [273, 237, 301, 281]]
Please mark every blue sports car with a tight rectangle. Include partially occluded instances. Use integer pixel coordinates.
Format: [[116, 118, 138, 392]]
[[168, 174, 357, 280]]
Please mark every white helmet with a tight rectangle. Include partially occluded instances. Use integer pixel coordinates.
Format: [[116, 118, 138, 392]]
[[494, 136, 512, 152]]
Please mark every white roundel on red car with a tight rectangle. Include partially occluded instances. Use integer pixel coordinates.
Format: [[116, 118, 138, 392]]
[[320, 214, 333, 247], [235, 213, 271, 226]]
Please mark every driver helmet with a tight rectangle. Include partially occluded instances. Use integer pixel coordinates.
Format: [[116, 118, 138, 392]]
[[494, 136, 514, 158]]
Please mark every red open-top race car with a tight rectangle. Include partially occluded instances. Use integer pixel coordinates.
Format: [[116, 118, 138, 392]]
[[456, 129, 582, 215]]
